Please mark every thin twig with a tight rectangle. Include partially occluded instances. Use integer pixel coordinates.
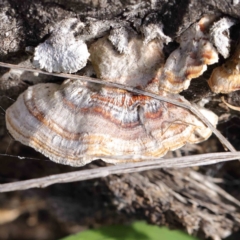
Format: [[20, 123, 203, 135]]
[[0, 62, 236, 152], [222, 96, 240, 111], [0, 152, 240, 193]]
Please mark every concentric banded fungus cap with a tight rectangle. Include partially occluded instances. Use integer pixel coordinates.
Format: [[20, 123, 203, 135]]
[[208, 43, 240, 93], [33, 18, 90, 73], [6, 79, 218, 167], [158, 16, 219, 93]]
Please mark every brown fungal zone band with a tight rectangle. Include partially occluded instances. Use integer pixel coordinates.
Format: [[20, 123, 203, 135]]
[[6, 79, 217, 166], [158, 17, 219, 93], [185, 65, 206, 79]]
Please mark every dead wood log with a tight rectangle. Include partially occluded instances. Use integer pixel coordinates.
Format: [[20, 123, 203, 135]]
[[1, 1, 240, 240]]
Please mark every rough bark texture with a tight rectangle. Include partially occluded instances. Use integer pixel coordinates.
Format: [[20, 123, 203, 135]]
[[1, 1, 240, 240]]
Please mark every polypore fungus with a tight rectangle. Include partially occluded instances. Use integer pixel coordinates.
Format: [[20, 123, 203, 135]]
[[6, 79, 218, 166], [208, 43, 240, 93], [6, 17, 219, 167], [158, 16, 219, 93], [33, 18, 89, 73], [89, 35, 165, 88]]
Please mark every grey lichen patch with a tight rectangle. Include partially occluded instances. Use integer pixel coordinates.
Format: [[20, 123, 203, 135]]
[[123, 1, 150, 21], [76, 18, 123, 42], [210, 17, 236, 58], [108, 27, 129, 54], [0, 8, 23, 56], [33, 18, 90, 73], [142, 22, 172, 44]]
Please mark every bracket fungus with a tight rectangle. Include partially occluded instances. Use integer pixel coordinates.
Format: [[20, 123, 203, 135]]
[[33, 18, 89, 73], [5, 18, 220, 167], [158, 16, 219, 93], [89, 35, 165, 88], [6, 79, 218, 167], [208, 43, 240, 93]]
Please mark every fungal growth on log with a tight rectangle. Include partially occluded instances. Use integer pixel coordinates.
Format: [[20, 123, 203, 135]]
[[89, 35, 165, 87], [208, 43, 240, 93], [158, 16, 219, 93], [5, 16, 230, 167], [33, 18, 89, 73], [6, 79, 218, 166]]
